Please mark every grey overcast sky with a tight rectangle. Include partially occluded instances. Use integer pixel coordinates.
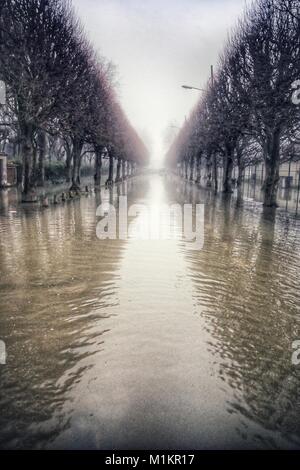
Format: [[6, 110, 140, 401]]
[[72, 0, 246, 167]]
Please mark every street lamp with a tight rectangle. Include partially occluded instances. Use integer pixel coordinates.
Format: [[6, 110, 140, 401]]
[[181, 85, 205, 92], [181, 65, 214, 93]]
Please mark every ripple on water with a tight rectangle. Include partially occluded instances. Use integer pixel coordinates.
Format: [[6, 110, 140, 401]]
[[0, 177, 300, 449]]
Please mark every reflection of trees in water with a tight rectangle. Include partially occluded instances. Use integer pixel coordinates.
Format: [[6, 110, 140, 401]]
[[0, 182, 141, 449], [183, 189, 300, 444]]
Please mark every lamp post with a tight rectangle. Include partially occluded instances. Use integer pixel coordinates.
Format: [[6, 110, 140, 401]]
[[180, 66, 215, 185], [181, 65, 214, 93], [0, 81, 6, 106], [181, 85, 206, 92]]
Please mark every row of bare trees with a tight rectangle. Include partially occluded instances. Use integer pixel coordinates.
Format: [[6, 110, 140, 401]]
[[166, 0, 300, 207], [0, 0, 148, 201]]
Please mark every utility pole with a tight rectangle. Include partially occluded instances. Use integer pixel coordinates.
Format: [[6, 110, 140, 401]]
[[211, 65, 214, 87]]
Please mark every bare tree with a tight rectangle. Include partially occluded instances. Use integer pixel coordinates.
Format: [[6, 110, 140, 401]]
[[166, 0, 300, 207]]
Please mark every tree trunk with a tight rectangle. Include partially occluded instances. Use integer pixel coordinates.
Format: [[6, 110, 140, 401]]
[[70, 138, 83, 191], [223, 143, 234, 193], [21, 123, 37, 202], [196, 153, 202, 183], [37, 131, 46, 187], [122, 159, 126, 180], [263, 128, 281, 207], [212, 153, 218, 193], [76, 154, 83, 186], [106, 153, 114, 184], [189, 155, 194, 181], [237, 165, 243, 189], [65, 146, 72, 183], [184, 159, 188, 179], [94, 146, 102, 189], [206, 153, 212, 188], [30, 143, 38, 187], [115, 157, 122, 182]]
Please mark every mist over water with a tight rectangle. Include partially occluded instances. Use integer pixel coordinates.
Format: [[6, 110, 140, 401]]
[[0, 175, 300, 449]]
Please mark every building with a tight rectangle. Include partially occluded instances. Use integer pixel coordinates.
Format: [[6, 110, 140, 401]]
[[0, 152, 7, 187], [7, 161, 18, 186], [0, 152, 19, 187], [252, 161, 300, 188]]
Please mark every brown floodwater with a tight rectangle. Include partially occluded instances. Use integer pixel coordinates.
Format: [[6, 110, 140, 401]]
[[0, 174, 300, 449]]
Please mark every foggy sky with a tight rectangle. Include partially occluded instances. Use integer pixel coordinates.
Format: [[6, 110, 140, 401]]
[[72, 0, 246, 167]]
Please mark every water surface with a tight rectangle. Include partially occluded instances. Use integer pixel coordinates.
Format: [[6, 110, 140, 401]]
[[0, 175, 300, 449]]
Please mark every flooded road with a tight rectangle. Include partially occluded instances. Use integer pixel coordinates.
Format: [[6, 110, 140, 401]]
[[0, 175, 300, 449]]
